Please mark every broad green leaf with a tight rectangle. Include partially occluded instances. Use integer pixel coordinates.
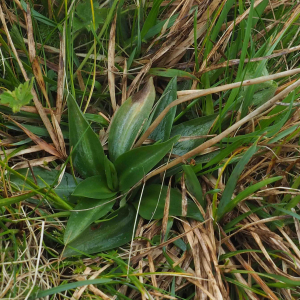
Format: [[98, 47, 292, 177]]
[[115, 135, 179, 191], [149, 77, 177, 142], [182, 165, 204, 207], [10, 167, 81, 200], [134, 184, 203, 221], [252, 80, 277, 107], [149, 68, 198, 80], [64, 197, 115, 244], [170, 114, 217, 156], [108, 77, 156, 162], [63, 204, 136, 257], [72, 175, 117, 200], [217, 176, 282, 221], [68, 95, 105, 179], [215, 143, 258, 221], [0, 79, 34, 113]]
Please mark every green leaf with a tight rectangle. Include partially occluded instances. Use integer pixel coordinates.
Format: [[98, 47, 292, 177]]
[[230, 270, 300, 288], [5, 123, 69, 139], [21, 0, 57, 27], [220, 249, 263, 261], [143, 14, 178, 40], [72, 175, 117, 200], [0, 79, 34, 113], [104, 156, 119, 191], [67, 95, 105, 179], [258, 89, 297, 130], [149, 77, 177, 142], [108, 77, 156, 162], [265, 95, 295, 138], [149, 68, 198, 80], [64, 197, 115, 244], [115, 135, 179, 191], [140, 0, 164, 39], [182, 165, 204, 207], [171, 114, 217, 156], [10, 167, 81, 200], [215, 143, 258, 221], [63, 204, 136, 257], [223, 203, 275, 232], [239, 64, 278, 114], [202, 140, 243, 170], [73, 0, 108, 32], [0, 191, 40, 207], [134, 184, 203, 221], [85, 113, 109, 126], [29, 278, 113, 300], [218, 176, 282, 221], [10, 24, 27, 53], [224, 277, 267, 297]]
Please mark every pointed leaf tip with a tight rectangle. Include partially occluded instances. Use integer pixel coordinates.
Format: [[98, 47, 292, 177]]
[[108, 77, 156, 161], [67, 95, 106, 179]]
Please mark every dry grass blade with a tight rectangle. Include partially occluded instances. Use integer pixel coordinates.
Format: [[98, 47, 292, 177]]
[[220, 246, 259, 300], [195, 45, 300, 77], [3, 114, 63, 159], [272, 3, 300, 45], [25, 4, 66, 157], [200, 0, 264, 70], [13, 156, 58, 169], [169, 0, 193, 34], [161, 178, 172, 243], [3, 1, 300, 299], [122, 59, 128, 104], [181, 175, 188, 217], [164, 0, 222, 67], [131, 220, 210, 264], [0, 144, 42, 159], [56, 34, 65, 123], [51, 113, 67, 157], [144, 72, 300, 179], [136, 68, 300, 148], [0, 4, 63, 156], [223, 233, 280, 300]]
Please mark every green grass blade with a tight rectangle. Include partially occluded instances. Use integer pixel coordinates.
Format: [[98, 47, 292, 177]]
[[215, 142, 258, 221]]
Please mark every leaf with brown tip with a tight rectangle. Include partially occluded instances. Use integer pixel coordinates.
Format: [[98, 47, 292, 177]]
[[108, 77, 156, 162]]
